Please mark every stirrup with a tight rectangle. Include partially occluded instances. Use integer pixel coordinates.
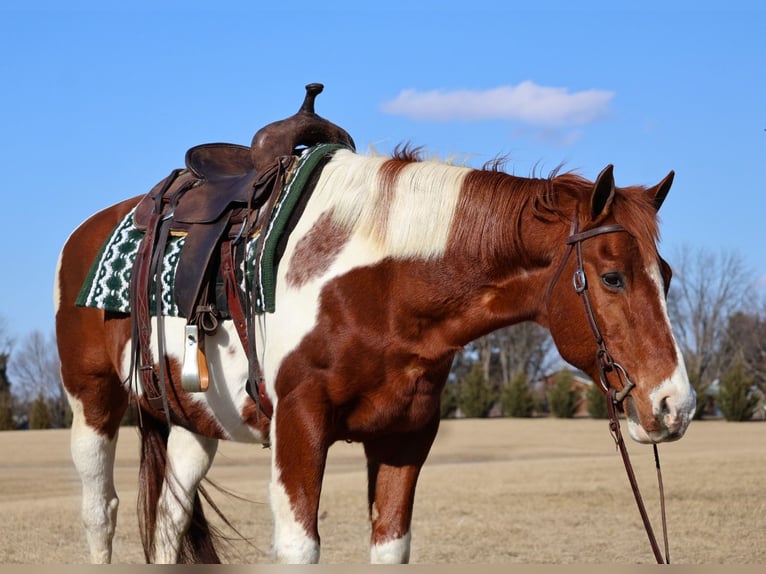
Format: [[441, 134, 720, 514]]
[[181, 325, 210, 391]]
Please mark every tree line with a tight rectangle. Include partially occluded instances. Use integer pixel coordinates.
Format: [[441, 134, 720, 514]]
[[0, 245, 764, 430]]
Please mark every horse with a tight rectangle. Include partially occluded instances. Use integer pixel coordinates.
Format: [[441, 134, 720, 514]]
[[55, 144, 696, 563]]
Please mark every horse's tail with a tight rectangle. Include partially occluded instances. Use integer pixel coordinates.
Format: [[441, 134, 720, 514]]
[[137, 414, 221, 564]]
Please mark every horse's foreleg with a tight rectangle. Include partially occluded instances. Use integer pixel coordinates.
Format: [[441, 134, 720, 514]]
[[363, 416, 440, 564], [153, 425, 218, 563], [269, 401, 329, 563], [67, 394, 121, 564]]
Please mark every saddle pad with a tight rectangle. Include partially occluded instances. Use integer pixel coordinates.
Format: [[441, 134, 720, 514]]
[[75, 208, 187, 315], [255, 142, 347, 312], [76, 143, 346, 316]]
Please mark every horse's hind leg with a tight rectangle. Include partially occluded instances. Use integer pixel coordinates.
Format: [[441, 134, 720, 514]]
[[153, 425, 218, 563], [363, 415, 440, 564], [66, 386, 127, 563]]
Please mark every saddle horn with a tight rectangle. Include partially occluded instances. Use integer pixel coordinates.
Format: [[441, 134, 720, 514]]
[[250, 83, 356, 172]]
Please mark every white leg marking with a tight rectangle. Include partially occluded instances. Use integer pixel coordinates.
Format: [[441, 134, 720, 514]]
[[268, 411, 320, 564], [68, 393, 120, 564], [153, 426, 218, 563], [371, 530, 412, 564]]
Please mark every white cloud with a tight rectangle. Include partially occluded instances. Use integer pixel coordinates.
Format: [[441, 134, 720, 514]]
[[381, 81, 614, 127]]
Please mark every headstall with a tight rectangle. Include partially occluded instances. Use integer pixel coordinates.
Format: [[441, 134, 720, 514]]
[[546, 212, 670, 564]]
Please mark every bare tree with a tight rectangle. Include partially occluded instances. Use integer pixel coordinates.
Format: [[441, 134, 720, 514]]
[[482, 323, 557, 388], [8, 330, 67, 428], [666, 245, 753, 417], [0, 316, 15, 429], [0, 315, 13, 357], [464, 324, 555, 383], [722, 308, 766, 391], [462, 323, 557, 393]]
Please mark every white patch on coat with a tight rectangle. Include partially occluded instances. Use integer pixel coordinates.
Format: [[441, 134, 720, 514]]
[[53, 247, 64, 317], [261, 151, 470, 397], [313, 149, 469, 260], [117, 317, 265, 443]]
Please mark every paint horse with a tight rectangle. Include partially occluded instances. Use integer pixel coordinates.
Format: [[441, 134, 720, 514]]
[[56, 134, 696, 563]]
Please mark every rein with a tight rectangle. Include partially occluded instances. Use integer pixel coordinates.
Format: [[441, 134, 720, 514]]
[[546, 213, 670, 564]]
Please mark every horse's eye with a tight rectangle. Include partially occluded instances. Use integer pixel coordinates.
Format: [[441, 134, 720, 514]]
[[601, 271, 625, 291]]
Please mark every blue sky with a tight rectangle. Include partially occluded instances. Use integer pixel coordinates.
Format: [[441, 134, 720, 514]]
[[1, 1, 764, 337]]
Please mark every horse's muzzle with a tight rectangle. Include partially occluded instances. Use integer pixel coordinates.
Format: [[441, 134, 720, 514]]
[[624, 383, 696, 444]]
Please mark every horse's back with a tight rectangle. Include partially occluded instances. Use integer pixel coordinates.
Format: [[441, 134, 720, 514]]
[[55, 196, 141, 436]]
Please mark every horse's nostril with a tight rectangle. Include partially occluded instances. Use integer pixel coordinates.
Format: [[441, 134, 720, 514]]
[[656, 394, 678, 423], [656, 394, 682, 434]]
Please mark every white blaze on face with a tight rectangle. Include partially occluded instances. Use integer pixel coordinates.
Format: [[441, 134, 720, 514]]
[[626, 261, 696, 443]]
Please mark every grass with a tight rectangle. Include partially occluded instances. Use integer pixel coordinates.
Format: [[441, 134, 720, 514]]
[[0, 418, 763, 564]]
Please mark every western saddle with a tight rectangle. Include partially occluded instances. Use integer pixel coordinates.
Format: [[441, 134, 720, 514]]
[[129, 83, 354, 424]]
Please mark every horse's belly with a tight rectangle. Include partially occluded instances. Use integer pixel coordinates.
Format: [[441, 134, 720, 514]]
[[118, 317, 265, 443]]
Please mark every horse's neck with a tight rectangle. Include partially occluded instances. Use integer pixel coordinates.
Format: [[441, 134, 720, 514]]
[[433, 169, 562, 342], [315, 153, 561, 344], [430, 261, 554, 348]]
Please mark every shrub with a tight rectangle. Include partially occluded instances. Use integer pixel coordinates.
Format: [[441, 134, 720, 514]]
[[586, 382, 609, 419], [457, 363, 494, 418], [0, 394, 13, 430], [547, 370, 581, 418], [440, 382, 458, 419], [502, 371, 535, 418], [29, 393, 51, 429], [718, 359, 759, 421]]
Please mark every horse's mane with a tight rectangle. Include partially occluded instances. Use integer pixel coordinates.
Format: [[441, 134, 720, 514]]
[[316, 145, 661, 265], [388, 144, 661, 263]]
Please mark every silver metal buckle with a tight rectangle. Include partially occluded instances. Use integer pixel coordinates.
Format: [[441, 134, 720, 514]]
[[573, 268, 587, 293]]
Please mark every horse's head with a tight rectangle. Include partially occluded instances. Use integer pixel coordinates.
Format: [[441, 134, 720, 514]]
[[543, 165, 695, 443]]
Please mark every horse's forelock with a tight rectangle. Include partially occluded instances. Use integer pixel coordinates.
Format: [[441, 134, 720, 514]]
[[610, 185, 662, 262]]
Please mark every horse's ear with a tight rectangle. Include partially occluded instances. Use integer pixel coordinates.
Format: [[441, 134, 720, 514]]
[[590, 164, 615, 220], [651, 170, 675, 211]]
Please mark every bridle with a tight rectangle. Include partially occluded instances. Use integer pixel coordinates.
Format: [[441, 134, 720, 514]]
[[546, 212, 670, 564]]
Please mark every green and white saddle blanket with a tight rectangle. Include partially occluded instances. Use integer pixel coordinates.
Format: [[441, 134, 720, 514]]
[[76, 142, 345, 316]]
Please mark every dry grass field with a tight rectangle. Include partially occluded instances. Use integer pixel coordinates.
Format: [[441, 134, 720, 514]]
[[0, 417, 763, 564]]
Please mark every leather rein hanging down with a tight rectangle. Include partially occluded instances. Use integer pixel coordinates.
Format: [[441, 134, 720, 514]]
[[546, 213, 670, 564]]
